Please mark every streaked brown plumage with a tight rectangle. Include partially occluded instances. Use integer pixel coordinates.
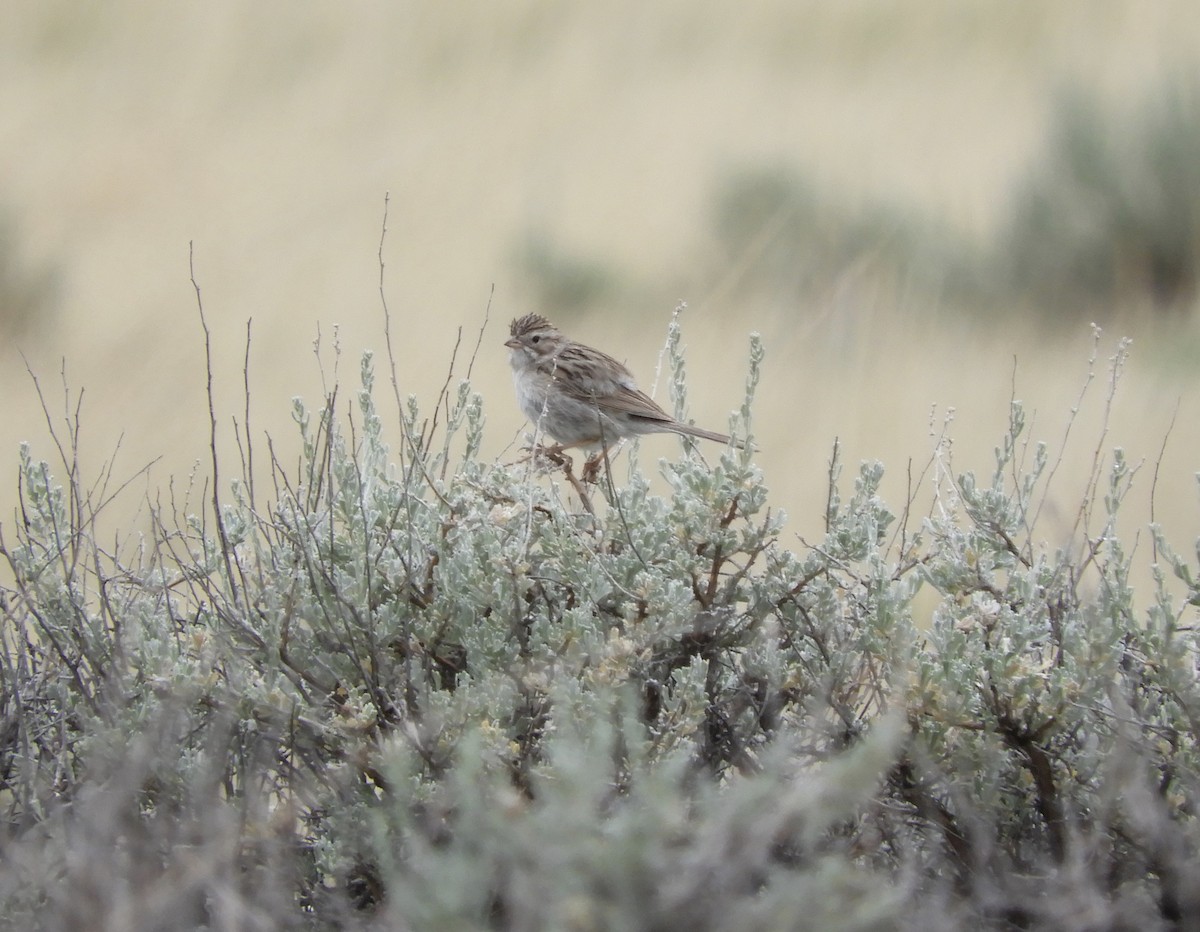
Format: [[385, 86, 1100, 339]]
[[505, 314, 733, 452]]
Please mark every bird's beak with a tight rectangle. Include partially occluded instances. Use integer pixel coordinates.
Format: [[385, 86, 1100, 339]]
[[504, 337, 521, 349]]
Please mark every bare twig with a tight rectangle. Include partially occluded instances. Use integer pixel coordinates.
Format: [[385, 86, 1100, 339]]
[[1149, 398, 1180, 563], [377, 192, 406, 431], [1071, 336, 1131, 544], [428, 325, 462, 455], [242, 317, 256, 510], [189, 242, 240, 610], [1031, 325, 1102, 534], [465, 284, 493, 383], [824, 437, 841, 534]]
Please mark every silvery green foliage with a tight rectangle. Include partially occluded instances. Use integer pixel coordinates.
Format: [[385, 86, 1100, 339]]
[[2, 333, 1199, 930]]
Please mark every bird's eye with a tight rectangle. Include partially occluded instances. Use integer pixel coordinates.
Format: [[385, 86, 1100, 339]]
[[531, 335, 540, 343]]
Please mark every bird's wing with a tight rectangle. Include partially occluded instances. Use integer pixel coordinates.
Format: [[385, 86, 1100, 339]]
[[590, 383, 674, 423], [541, 346, 674, 424]]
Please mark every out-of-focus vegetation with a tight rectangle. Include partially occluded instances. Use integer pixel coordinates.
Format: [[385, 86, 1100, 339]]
[[0, 211, 56, 339], [514, 228, 617, 318], [703, 78, 1200, 326], [997, 81, 1200, 317]]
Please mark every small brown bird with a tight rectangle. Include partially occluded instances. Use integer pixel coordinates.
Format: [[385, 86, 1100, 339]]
[[505, 314, 734, 459]]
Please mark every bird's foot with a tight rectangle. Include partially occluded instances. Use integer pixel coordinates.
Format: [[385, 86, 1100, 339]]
[[518, 443, 572, 472], [581, 453, 607, 485]]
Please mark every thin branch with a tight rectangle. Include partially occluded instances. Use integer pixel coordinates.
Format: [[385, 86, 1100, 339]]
[[189, 242, 240, 609], [243, 317, 256, 510], [377, 192, 406, 430], [465, 284, 493, 383], [1031, 324, 1101, 534], [1149, 398, 1180, 564]]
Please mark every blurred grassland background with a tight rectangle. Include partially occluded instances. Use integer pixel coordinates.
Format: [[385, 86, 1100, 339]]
[[2, 1, 1199, 597]]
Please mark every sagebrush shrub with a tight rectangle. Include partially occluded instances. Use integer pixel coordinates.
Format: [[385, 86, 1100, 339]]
[[1, 325, 1197, 930]]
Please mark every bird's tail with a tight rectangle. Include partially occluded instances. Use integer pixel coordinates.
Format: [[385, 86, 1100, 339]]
[[670, 423, 749, 448]]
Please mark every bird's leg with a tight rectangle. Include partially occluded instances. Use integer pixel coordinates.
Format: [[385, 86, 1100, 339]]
[[513, 445, 594, 513], [561, 457, 595, 516], [511, 439, 599, 514]]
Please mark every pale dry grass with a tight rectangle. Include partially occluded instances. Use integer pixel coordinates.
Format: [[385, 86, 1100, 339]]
[[1, 0, 1198, 606]]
